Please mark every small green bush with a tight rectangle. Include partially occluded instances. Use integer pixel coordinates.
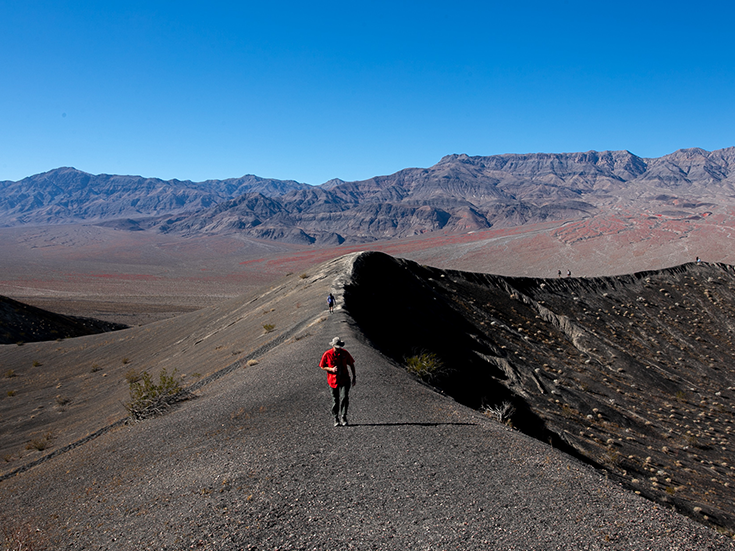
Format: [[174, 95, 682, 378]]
[[262, 323, 275, 333], [125, 368, 189, 420], [32, 360, 42, 367], [405, 352, 445, 382], [125, 368, 142, 384], [3, 369, 15, 378]]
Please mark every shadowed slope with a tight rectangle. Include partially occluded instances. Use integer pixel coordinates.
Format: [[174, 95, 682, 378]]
[[0, 295, 127, 345], [344, 252, 735, 533]]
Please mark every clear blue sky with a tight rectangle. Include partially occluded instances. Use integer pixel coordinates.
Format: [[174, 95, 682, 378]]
[[2, 1, 734, 185]]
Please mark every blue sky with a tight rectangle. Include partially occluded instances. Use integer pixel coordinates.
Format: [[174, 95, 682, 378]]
[[1, 1, 734, 185]]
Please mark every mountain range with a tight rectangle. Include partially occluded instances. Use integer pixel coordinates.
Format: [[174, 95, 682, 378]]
[[2, 147, 733, 244]]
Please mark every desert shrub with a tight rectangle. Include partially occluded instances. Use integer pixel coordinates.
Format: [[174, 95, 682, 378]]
[[122, 357, 130, 365], [55, 395, 71, 407], [7, 390, 16, 397], [482, 400, 516, 424], [124, 368, 142, 384], [25, 432, 53, 451], [125, 368, 189, 420], [405, 352, 446, 382], [32, 360, 42, 367], [90, 364, 101, 373], [3, 370, 15, 378], [262, 323, 275, 333], [299, 273, 308, 279]]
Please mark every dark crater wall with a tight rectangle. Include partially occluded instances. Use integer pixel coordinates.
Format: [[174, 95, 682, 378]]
[[344, 251, 735, 534], [0, 296, 127, 344]]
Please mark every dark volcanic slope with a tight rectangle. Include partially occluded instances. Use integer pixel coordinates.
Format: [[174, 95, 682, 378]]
[[345, 252, 735, 534], [0, 295, 126, 345]]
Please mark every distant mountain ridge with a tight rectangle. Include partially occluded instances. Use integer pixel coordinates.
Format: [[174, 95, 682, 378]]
[[2, 147, 734, 244], [0, 167, 309, 226]]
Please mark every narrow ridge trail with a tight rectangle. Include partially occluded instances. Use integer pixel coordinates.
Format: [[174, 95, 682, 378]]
[[0, 253, 732, 549]]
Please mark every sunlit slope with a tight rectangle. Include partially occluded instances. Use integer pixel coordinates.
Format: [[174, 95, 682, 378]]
[[0, 254, 353, 476]]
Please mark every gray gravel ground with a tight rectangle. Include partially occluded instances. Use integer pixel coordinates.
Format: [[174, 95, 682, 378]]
[[2, 260, 734, 549]]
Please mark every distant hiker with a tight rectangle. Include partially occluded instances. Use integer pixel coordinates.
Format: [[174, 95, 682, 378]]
[[327, 293, 335, 313], [319, 337, 356, 426], [566, 270, 571, 277], [696, 257, 701, 263], [557, 270, 562, 278]]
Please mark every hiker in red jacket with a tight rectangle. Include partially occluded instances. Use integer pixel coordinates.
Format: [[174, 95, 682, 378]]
[[319, 337, 356, 426]]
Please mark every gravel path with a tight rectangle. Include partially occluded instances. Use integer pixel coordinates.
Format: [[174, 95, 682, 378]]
[[1, 259, 733, 549]]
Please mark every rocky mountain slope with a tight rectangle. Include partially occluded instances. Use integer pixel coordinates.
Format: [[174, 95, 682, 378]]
[[0, 167, 308, 226], [1, 148, 733, 245], [2, 252, 735, 544]]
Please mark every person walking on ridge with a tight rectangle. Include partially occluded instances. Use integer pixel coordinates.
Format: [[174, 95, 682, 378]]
[[327, 293, 335, 313], [319, 337, 356, 426]]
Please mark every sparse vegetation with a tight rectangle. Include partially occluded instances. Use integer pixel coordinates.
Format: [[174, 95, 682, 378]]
[[32, 360, 42, 367], [482, 400, 516, 424], [55, 395, 71, 408], [6, 390, 16, 397], [299, 273, 308, 279], [122, 357, 130, 365], [90, 363, 101, 372], [124, 368, 142, 384], [405, 351, 446, 382], [3, 369, 15, 378], [25, 432, 53, 451], [125, 368, 190, 420], [262, 323, 275, 333]]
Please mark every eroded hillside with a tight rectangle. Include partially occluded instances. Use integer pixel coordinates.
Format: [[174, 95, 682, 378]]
[[345, 252, 735, 533]]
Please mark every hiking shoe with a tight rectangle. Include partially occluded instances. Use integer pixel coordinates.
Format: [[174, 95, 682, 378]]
[[340, 417, 349, 426], [334, 419, 340, 427]]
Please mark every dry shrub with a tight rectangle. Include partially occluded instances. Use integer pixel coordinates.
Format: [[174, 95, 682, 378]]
[[125, 368, 190, 420]]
